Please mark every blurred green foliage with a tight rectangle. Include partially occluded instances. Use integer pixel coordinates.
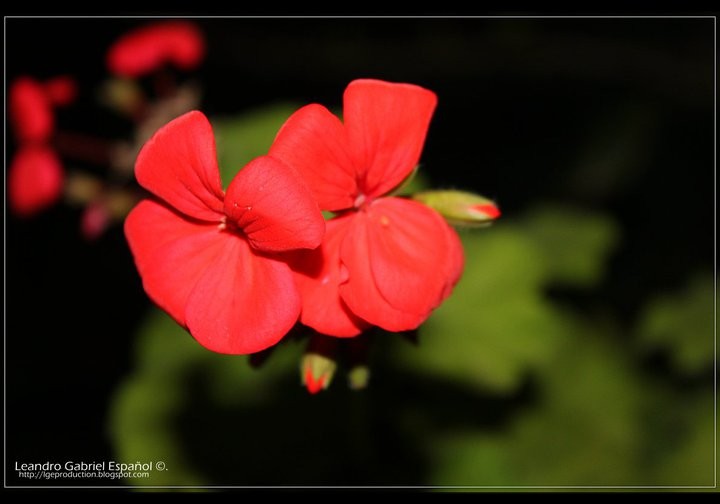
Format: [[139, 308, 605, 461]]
[[519, 206, 620, 288], [399, 204, 619, 392], [637, 274, 715, 376], [110, 104, 715, 488]]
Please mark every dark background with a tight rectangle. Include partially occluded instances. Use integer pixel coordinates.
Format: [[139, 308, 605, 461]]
[[5, 17, 714, 486]]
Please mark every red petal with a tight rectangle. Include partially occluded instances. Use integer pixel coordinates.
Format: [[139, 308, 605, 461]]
[[340, 198, 459, 331], [343, 79, 437, 199], [269, 104, 358, 211], [43, 76, 77, 107], [289, 214, 369, 337], [304, 367, 325, 395], [184, 236, 301, 354], [438, 218, 465, 302], [366, 198, 461, 313], [8, 146, 64, 217], [164, 22, 206, 70], [469, 203, 501, 220], [126, 199, 298, 354], [135, 110, 225, 222], [107, 21, 205, 77], [9, 77, 53, 143], [224, 156, 325, 252], [339, 215, 425, 332], [124, 199, 226, 326]]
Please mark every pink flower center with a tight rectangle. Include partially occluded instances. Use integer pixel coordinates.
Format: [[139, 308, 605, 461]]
[[218, 215, 243, 235], [353, 192, 367, 210]]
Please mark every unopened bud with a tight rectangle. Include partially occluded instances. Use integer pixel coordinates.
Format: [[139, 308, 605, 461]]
[[347, 365, 370, 390], [80, 201, 111, 241], [301, 353, 337, 395], [413, 190, 501, 227]]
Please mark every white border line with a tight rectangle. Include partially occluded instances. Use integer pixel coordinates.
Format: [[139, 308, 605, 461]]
[[3, 14, 717, 491], [3, 12, 7, 497], [713, 11, 718, 492], [1, 15, 719, 19]]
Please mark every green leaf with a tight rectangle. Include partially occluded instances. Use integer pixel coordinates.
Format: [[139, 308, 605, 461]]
[[636, 273, 715, 375], [507, 328, 644, 485], [398, 224, 571, 392], [425, 326, 646, 486], [109, 374, 203, 486], [399, 205, 618, 393], [519, 204, 620, 287], [108, 310, 207, 485], [211, 103, 300, 188], [426, 315, 713, 486], [428, 432, 519, 486], [109, 309, 304, 485], [647, 392, 715, 486]]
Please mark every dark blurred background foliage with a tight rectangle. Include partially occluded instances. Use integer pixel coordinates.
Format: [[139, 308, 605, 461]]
[[5, 17, 715, 487]]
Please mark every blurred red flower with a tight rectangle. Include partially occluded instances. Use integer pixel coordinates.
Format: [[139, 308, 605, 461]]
[[9, 76, 77, 143], [106, 21, 205, 78], [125, 111, 325, 354], [80, 201, 110, 241], [43, 76, 78, 106], [8, 75, 76, 218], [270, 79, 464, 337], [9, 77, 54, 143], [8, 146, 65, 217]]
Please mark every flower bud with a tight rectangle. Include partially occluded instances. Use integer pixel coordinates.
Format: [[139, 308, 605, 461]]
[[413, 190, 501, 227], [301, 353, 337, 395], [8, 146, 64, 217], [81, 201, 111, 241], [347, 365, 370, 390]]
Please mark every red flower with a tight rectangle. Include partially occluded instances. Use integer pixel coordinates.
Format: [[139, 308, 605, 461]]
[[43, 76, 78, 107], [80, 201, 110, 241], [8, 75, 76, 218], [8, 146, 65, 217], [9, 75, 77, 144], [9, 77, 54, 143], [269, 79, 464, 337], [124, 111, 325, 354], [107, 21, 205, 78]]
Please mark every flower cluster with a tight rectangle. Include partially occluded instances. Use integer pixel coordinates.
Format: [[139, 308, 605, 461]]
[[125, 79, 500, 392], [125, 111, 324, 353], [272, 80, 464, 337], [10, 20, 500, 394], [8, 21, 206, 239], [8, 76, 76, 217]]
